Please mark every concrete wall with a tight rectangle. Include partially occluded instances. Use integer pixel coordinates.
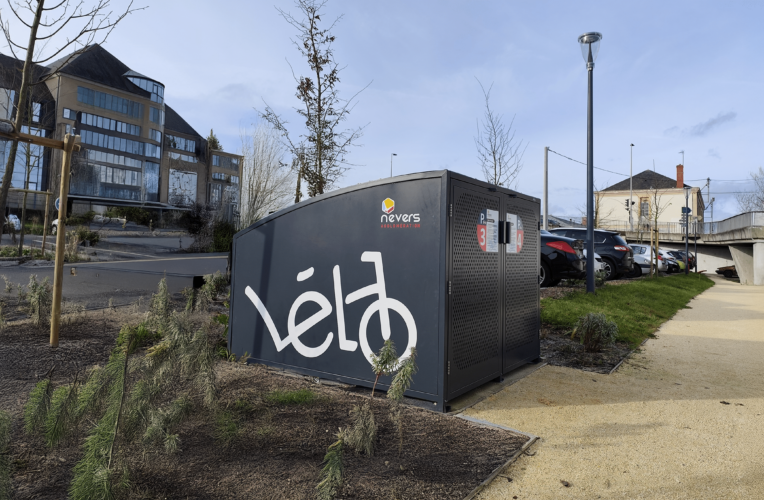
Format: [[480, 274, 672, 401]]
[[729, 243, 764, 286], [637, 241, 734, 273]]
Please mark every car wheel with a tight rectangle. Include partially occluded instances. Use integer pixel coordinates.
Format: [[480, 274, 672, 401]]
[[539, 261, 554, 287], [627, 264, 642, 278], [602, 258, 617, 280], [723, 270, 733, 278]]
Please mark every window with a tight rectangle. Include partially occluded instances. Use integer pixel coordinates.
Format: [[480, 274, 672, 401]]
[[80, 111, 140, 137], [77, 86, 144, 119], [150, 129, 162, 142], [209, 183, 222, 206], [168, 151, 197, 163], [230, 175, 239, 184], [94, 164, 141, 187], [81, 129, 160, 159], [212, 154, 239, 170], [640, 198, 649, 218], [32, 103, 41, 122], [126, 76, 164, 104], [212, 172, 227, 181], [0, 89, 15, 120], [87, 149, 142, 169], [149, 107, 164, 125], [144, 161, 159, 202], [63, 108, 75, 120], [165, 134, 195, 153]]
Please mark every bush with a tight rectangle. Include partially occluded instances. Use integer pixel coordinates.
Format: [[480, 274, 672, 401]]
[[179, 204, 213, 236], [211, 220, 236, 253], [75, 226, 100, 246], [571, 312, 618, 352], [107, 206, 154, 227], [66, 210, 95, 226]]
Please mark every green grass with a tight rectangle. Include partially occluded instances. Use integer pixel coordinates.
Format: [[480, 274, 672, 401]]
[[541, 274, 714, 347], [265, 389, 316, 406]]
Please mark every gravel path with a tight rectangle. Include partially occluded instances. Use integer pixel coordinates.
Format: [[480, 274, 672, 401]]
[[467, 274, 764, 499]]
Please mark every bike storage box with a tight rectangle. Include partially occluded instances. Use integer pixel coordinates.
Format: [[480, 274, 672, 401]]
[[229, 170, 540, 411]]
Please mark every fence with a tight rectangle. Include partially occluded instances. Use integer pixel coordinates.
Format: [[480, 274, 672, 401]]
[[597, 211, 764, 235]]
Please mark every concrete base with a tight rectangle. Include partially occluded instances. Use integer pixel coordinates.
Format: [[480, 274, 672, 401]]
[[730, 242, 764, 285]]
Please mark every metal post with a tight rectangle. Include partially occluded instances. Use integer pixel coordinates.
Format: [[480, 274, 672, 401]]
[[41, 192, 50, 254], [694, 216, 698, 274], [50, 134, 78, 348], [629, 144, 634, 232], [684, 189, 689, 275], [543, 146, 549, 230], [585, 59, 595, 293], [390, 153, 397, 177]]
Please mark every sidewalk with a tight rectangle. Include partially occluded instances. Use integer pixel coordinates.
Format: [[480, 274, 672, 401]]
[[467, 275, 764, 499]]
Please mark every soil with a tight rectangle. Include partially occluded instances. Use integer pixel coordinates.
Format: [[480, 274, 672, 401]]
[[540, 326, 634, 374], [0, 305, 529, 499]]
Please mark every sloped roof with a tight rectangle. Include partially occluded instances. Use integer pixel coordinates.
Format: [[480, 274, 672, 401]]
[[602, 170, 689, 192], [0, 52, 55, 102], [46, 44, 149, 98], [165, 104, 202, 139]]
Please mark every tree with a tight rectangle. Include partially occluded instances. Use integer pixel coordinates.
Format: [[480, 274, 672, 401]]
[[580, 182, 613, 229], [260, 0, 368, 200], [238, 123, 294, 227], [646, 185, 672, 277], [735, 167, 764, 212], [207, 128, 222, 151], [0, 0, 139, 221], [474, 79, 526, 189]]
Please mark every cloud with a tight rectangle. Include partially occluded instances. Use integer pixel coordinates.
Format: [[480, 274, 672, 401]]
[[707, 149, 721, 159], [688, 112, 736, 137], [663, 126, 679, 137]]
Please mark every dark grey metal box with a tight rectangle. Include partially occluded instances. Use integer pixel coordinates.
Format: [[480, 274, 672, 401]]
[[229, 170, 540, 411]]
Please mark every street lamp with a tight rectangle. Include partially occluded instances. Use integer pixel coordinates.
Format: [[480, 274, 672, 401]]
[[684, 185, 690, 275], [578, 31, 602, 293], [629, 143, 634, 232], [390, 153, 397, 177]]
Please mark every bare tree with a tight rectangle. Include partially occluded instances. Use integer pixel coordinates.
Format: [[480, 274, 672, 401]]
[[735, 167, 764, 212], [238, 123, 294, 227], [579, 182, 614, 229], [474, 78, 526, 189], [260, 0, 368, 201], [0, 0, 140, 220], [647, 185, 672, 277]]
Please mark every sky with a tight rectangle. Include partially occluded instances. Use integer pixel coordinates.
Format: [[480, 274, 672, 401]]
[[4, 0, 763, 220]]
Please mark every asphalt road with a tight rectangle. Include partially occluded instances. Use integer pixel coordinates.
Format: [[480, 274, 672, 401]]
[[0, 255, 227, 309]]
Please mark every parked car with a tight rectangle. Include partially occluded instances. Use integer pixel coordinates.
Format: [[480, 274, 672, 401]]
[[668, 250, 695, 270], [2, 214, 20, 233], [716, 265, 738, 279], [628, 243, 668, 274], [548, 227, 634, 280], [540, 230, 586, 287], [583, 249, 607, 274]]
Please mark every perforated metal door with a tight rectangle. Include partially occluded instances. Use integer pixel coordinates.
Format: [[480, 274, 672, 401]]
[[446, 184, 503, 399], [502, 196, 540, 372]]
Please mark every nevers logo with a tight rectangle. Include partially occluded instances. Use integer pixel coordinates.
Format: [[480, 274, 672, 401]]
[[380, 198, 420, 227], [382, 198, 395, 214]]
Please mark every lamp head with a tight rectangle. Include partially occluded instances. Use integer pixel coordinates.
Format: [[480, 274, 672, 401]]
[[684, 186, 691, 197], [578, 32, 602, 67]]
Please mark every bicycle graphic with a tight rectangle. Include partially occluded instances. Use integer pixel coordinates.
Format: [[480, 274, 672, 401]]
[[245, 251, 417, 367]]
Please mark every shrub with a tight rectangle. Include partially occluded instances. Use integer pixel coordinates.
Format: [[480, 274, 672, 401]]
[[211, 220, 237, 253], [265, 389, 316, 405], [108, 207, 153, 227], [571, 312, 618, 352], [75, 226, 100, 246], [27, 275, 52, 327], [66, 210, 95, 226]]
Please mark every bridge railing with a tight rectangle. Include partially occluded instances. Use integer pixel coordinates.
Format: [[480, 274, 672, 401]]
[[597, 211, 764, 235]]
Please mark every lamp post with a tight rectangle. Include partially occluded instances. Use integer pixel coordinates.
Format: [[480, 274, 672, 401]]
[[390, 153, 397, 177], [684, 185, 690, 275], [629, 143, 634, 232], [578, 31, 602, 293]]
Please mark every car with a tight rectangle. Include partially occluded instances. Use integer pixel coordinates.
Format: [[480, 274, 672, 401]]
[[668, 250, 695, 270], [548, 227, 634, 280], [583, 249, 607, 274], [540, 230, 586, 287], [628, 244, 668, 274], [715, 265, 738, 279]]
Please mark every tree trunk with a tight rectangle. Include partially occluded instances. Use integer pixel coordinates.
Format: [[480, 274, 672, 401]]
[[0, 0, 45, 223]]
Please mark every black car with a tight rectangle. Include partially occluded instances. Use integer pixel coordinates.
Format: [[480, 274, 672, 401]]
[[540, 230, 586, 287], [548, 227, 634, 280]]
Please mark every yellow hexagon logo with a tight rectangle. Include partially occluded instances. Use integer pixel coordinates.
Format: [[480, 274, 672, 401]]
[[381, 198, 395, 214]]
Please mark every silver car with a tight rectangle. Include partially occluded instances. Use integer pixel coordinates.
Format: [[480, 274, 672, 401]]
[[629, 244, 668, 273]]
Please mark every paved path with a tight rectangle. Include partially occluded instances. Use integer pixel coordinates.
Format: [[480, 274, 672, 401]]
[[467, 275, 764, 499]]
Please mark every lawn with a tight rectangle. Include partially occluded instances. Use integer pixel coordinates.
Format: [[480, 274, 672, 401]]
[[541, 274, 715, 347]]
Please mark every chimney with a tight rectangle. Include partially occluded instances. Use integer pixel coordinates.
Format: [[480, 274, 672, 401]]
[[676, 164, 684, 189]]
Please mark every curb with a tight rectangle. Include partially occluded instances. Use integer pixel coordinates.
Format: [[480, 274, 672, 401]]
[[608, 337, 650, 375]]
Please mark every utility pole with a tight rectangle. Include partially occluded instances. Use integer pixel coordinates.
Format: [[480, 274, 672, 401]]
[[543, 146, 549, 230], [390, 153, 397, 177], [629, 143, 634, 231]]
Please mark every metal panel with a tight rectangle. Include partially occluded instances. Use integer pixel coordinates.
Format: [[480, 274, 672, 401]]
[[502, 195, 540, 372], [447, 182, 502, 399]]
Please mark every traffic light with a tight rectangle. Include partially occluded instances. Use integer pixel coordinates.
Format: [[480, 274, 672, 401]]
[[625, 198, 629, 210]]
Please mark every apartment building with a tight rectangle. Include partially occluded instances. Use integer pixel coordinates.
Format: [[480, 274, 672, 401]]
[[0, 44, 241, 217]]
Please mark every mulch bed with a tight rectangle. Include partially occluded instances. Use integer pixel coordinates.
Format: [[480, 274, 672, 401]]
[[1, 307, 529, 500], [540, 326, 634, 374]]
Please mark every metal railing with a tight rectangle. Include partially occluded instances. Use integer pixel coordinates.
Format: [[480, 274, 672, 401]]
[[597, 211, 764, 235]]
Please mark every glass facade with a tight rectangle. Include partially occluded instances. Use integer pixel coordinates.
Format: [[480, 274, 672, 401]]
[[165, 133, 195, 153], [144, 161, 159, 202], [126, 76, 164, 104], [212, 172, 227, 181], [231, 175, 239, 184], [149, 106, 164, 125], [80, 111, 141, 136], [62, 108, 75, 120], [87, 149, 142, 169], [0, 126, 45, 191], [77, 86, 144, 119], [209, 183, 222, 207], [98, 164, 142, 187], [168, 151, 196, 163], [150, 129, 162, 142], [212, 154, 239, 170], [0, 89, 15, 120], [80, 129, 161, 159]]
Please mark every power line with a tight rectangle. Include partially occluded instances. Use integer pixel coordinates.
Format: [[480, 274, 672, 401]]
[[686, 178, 753, 182], [547, 149, 629, 177]]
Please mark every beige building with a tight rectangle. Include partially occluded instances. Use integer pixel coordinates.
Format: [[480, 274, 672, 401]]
[[0, 44, 241, 218], [596, 165, 705, 230]]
